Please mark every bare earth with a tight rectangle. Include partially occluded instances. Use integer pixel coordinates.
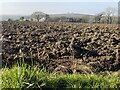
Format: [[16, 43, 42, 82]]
[[1, 21, 120, 74]]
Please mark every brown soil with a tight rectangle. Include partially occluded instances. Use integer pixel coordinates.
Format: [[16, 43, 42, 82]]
[[1, 21, 120, 73]]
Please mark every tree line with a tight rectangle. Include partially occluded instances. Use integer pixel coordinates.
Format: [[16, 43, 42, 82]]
[[8, 7, 118, 24]]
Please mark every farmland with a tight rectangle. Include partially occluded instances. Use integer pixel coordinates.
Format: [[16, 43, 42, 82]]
[[2, 21, 120, 72], [1, 21, 120, 89]]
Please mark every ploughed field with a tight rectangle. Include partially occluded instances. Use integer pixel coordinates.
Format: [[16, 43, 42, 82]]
[[1, 21, 120, 74]]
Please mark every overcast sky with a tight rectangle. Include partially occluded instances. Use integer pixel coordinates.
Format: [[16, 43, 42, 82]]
[[0, 0, 119, 2], [0, 0, 119, 15]]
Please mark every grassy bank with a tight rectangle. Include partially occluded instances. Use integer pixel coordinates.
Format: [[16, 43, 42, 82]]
[[0, 64, 120, 89]]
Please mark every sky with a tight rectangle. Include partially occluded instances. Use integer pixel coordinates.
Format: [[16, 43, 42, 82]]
[[0, 0, 119, 2], [0, 0, 119, 15]]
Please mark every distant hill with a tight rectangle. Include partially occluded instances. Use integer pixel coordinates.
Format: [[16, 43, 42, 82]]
[[50, 13, 94, 18]]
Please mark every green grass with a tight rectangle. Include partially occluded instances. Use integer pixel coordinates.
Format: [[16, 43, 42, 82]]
[[0, 64, 120, 89]]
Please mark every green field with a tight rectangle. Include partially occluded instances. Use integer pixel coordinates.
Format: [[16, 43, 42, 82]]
[[1, 63, 120, 89]]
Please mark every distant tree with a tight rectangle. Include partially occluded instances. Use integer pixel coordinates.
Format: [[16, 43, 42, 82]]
[[30, 18, 33, 21], [45, 14, 49, 21], [36, 14, 41, 22], [8, 18, 13, 22], [93, 7, 117, 24], [68, 18, 74, 22], [103, 8, 117, 24], [82, 16, 90, 23], [31, 12, 42, 22], [31, 12, 49, 22], [94, 13, 104, 23], [20, 17, 24, 21]]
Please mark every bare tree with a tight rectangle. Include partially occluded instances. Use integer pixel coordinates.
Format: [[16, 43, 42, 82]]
[[31, 12, 42, 22], [103, 7, 117, 24], [45, 14, 49, 21], [94, 7, 117, 24], [94, 13, 104, 23], [31, 12, 49, 22]]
